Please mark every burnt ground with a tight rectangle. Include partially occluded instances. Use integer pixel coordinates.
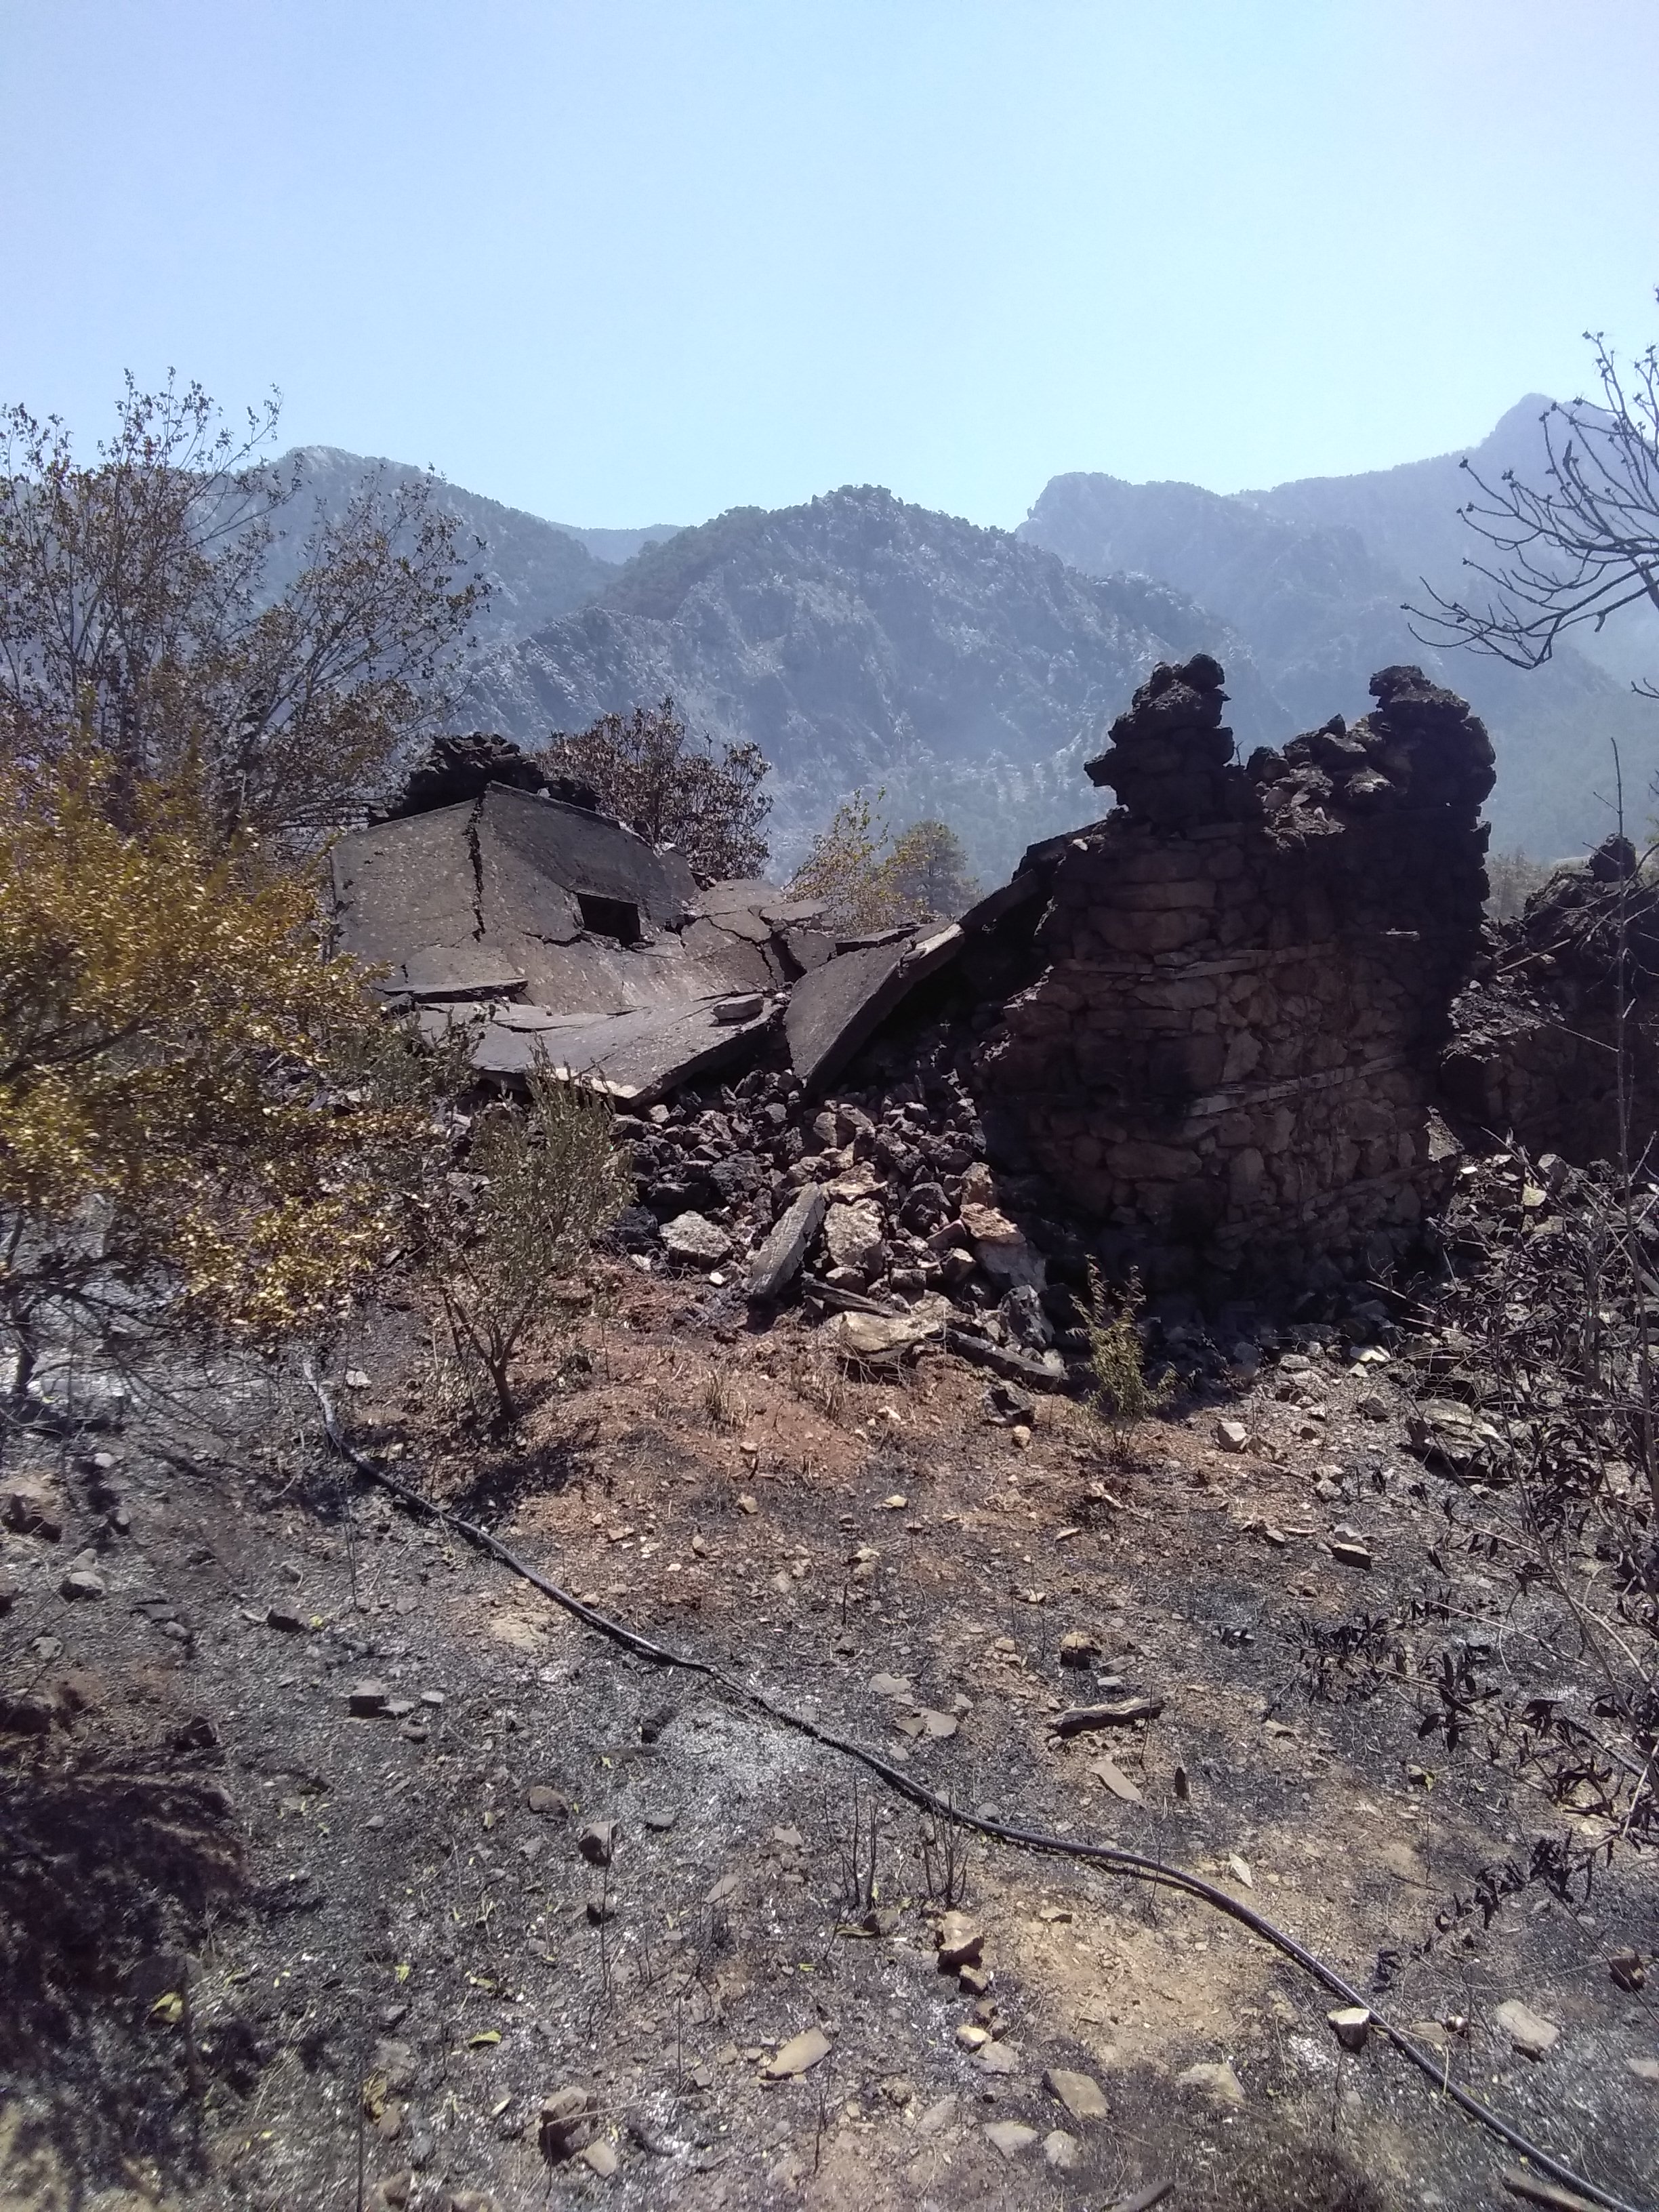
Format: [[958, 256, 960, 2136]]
[[1, 1260, 1656, 2212]]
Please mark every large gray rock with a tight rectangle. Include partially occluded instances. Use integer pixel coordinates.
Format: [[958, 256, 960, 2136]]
[[822, 1200, 885, 1275], [747, 1186, 827, 1303], [659, 1213, 732, 1264]]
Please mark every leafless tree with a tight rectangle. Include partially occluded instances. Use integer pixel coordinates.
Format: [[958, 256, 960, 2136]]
[[1410, 305, 1659, 697], [0, 373, 489, 842]]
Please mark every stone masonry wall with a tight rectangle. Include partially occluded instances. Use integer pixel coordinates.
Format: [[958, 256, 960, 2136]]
[[977, 659, 1495, 1288]]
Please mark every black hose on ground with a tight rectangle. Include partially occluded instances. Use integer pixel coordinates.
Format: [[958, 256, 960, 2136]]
[[301, 1365, 1647, 2212]]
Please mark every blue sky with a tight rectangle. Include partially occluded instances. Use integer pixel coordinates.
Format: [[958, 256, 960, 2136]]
[[4, 0, 1657, 529]]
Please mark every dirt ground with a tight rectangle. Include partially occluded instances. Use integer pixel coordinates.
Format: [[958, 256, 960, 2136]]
[[1, 1258, 1655, 2212]]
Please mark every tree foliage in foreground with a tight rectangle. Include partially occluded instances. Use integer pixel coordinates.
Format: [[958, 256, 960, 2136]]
[[790, 792, 979, 933], [0, 743, 432, 1393], [541, 697, 771, 881], [0, 375, 487, 846], [0, 738, 631, 1420]]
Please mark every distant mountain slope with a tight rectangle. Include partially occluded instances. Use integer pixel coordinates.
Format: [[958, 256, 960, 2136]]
[[556, 523, 691, 567], [1248, 396, 1656, 695], [461, 487, 1282, 878], [267, 448, 634, 640], [1021, 415, 1659, 857]]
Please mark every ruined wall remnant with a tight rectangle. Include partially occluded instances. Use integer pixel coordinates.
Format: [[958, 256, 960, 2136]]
[[1443, 836, 1659, 1164], [977, 659, 1496, 1286]]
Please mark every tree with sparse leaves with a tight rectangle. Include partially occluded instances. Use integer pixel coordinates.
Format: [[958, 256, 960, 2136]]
[[0, 737, 436, 1399], [790, 791, 978, 933], [541, 697, 770, 880], [0, 374, 487, 845], [417, 1066, 631, 1429], [1411, 305, 1659, 696], [885, 817, 979, 919]]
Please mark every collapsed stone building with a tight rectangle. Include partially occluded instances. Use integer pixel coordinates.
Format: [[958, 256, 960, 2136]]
[[330, 661, 1646, 1351]]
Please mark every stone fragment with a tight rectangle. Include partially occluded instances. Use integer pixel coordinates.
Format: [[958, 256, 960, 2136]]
[[526, 1786, 569, 1818], [1212, 1418, 1250, 1453], [975, 2040, 1021, 2075], [747, 1185, 827, 1303], [1327, 2006, 1371, 2053], [954, 2022, 989, 2051], [577, 2139, 619, 2177], [1628, 2057, 1659, 2083], [577, 1819, 617, 1866], [1607, 1948, 1645, 1992], [1092, 1755, 1143, 1803], [1052, 1696, 1164, 1736], [823, 1201, 886, 1276], [266, 1604, 307, 1632], [916, 2094, 958, 2134], [1328, 1539, 1374, 1571], [539, 2085, 594, 2157], [935, 1911, 985, 1969], [1044, 2067, 1108, 2123], [1494, 1998, 1559, 2060], [825, 1308, 941, 1360], [960, 1202, 1044, 1291], [659, 1212, 731, 1265], [350, 1679, 391, 1717], [1176, 2060, 1244, 2106], [1060, 1630, 1101, 1666], [3, 1478, 64, 1540], [869, 1673, 912, 1698], [983, 2121, 1039, 2160], [60, 1567, 106, 1600], [1043, 2129, 1080, 2170], [762, 2026, 831, 2079]]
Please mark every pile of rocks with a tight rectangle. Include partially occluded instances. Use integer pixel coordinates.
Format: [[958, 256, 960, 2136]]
[[607, 1030, 1082, 1376], [1082, 651, 1240, 829], [1443, 834, 1659, 1163], [371, 731, 598, 822]]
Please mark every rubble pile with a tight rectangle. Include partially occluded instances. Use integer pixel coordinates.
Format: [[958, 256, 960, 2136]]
[[606, 1023, 1084, 1386], [371, 729, 596, 819], [1443, 834, 1659, 1163], [979, 660, 1494, 1288], [337, 660, 1659, 1315]]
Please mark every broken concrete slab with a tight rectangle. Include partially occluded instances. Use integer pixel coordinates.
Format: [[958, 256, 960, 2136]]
[[747, 1187, 828, 1303], [329, 802, 480, 968], [396, 943, 528, 1000], [783, 926, 836, 973], [784, 924, 965, 1094], [470, 996, 775, 1104], [677, 918, 782, 992], [478, 784, 696, 930]]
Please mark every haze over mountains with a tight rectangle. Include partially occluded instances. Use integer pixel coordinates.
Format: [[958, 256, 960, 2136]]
[[279, 405, 1659, 876]]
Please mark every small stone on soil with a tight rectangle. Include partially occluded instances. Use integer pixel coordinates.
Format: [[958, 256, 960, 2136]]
[[1044, 2067, 1109, 2122]]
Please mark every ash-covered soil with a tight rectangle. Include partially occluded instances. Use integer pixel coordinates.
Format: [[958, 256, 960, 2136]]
[[1, 1234, 1656, 2212]]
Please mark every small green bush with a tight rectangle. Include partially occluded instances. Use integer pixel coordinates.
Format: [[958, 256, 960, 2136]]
[[1083, 1264, 1173, 1454]]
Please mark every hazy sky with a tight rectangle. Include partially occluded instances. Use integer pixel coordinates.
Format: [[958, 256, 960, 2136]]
[[4, 0, 1657, 530]]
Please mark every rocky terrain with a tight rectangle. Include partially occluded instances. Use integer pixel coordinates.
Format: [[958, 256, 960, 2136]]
[[4, 653, 1659, 2211], [456, 490, 1278, 882]]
